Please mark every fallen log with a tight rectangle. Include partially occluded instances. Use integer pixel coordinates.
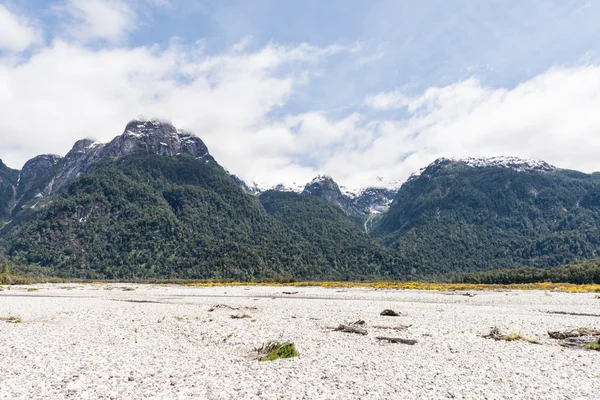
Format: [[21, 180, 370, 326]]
[[373, 324, 412, 331], [330, 324, 368, 335], [548, 328, 600, 340], [546, 311, 600, 318], [376, 337, 417, 345]]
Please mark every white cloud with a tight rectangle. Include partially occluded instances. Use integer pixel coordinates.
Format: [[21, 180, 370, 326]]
[[57, 0, 137, 44], [0, 5, 42, 52], [323, 66, 600, 187], [0, 39, 355, 188], [364, 89, 411, 110], [1, 7, 600, 192]]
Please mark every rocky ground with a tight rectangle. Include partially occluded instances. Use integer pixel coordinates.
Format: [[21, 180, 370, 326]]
[[0, 284, 599, 399]]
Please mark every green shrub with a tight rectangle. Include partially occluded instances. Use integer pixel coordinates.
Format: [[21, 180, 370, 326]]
[[258, 342, 299, 361]]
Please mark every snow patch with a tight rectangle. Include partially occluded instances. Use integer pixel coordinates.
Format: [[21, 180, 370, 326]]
[[452, 156, 556, 172]]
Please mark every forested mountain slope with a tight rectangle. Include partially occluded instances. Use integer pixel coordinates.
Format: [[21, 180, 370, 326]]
[[371, 157, 600, 275]]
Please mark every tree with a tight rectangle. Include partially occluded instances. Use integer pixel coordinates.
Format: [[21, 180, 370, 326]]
[[1, 261, 9, 275]]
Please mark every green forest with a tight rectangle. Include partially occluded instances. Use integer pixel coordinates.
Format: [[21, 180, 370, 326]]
[[457, 257, 600, 284]]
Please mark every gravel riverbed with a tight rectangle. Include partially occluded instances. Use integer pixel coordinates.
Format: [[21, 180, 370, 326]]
[[1, 284, 599, 399]]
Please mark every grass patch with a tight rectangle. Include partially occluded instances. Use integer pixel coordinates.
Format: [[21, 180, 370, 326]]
[[484, 327, 539, 344], [257, 342, 299, 361], [27, 288, 39, 292], [0, 316, 22, 323], [585, 341, 600, 351], [504, 332, 539, 344]]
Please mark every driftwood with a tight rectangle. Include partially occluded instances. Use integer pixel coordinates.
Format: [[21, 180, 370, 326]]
[[548, 328, 600, 339], [557, 337, 598, 348], [380, 309, 401, 317], [373, 324, 412, 331], [444, 292, 476, 297], [546, 311, 600, 318], [483, 327, 504, 340], [376, 337, 417, 345], [230, 314, 251, 319], [353, 320, 366, 325], [208, 304, 257, 312], [330, 324, 368, 335]]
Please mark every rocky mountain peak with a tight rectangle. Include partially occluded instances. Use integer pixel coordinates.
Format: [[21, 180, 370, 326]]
[[123, 119, 177, 137], [102, 119, 210, 159], [18, 154, 62, 196], [36, 119, 212, 196], [69, 139, 103, 154], [303, 175, 343, 197]]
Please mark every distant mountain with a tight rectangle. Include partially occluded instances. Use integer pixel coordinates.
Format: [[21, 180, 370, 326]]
[[3, 118, 600, 282], [236, 174, 400, 224], [371, 157, 600, 275], [0, 119, 414, 280], [259, 190, 413, 279]]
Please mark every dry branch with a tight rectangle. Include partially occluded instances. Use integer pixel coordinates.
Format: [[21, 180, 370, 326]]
[[548, 328, 600, 339], [376, 337, 417, 345], [373, 324, 412, 331], [330, 324, 368, 335], [208, 304, 257, 312]]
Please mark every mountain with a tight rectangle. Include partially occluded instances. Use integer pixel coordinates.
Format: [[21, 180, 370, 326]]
[[371, 157, 600, 275], [0, 119, 414, 281], [237, 176, 400, 220], [0, 161, 19, 221], [301, 175, 363, 218], [259, 190, 412, 279], [4, 118, 600, 282]]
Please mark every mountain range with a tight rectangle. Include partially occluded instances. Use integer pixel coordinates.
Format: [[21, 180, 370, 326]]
[[2, 119, 600, 281]]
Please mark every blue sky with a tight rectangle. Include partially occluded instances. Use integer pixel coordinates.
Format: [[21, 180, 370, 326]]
[[1, 0, 600, 188]]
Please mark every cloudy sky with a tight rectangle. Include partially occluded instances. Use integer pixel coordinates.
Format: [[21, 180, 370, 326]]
[[1, 0, 600, 189]]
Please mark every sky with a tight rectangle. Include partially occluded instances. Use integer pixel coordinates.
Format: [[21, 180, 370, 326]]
[[1, 0, 600, 189]]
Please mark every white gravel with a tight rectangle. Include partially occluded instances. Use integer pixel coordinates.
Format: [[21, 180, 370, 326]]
[[1, 284, 599, 399]]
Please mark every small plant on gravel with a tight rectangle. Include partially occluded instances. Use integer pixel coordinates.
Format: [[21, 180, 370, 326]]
[[585, 340, 599, 351], [483, 327, 538, 344], [0, 316, 22, 323], [505, 332, 539, 344], [27, 288, 39, 292], [257, 342, 299, 361]]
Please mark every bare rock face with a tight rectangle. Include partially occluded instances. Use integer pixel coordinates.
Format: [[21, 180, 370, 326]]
[[352, 187, 397, 215], [45, 120, 212, 195], [302, 175, 361, 216], [0, 160, 19, 219], [18, 154, 62, 197], [102, 120, 211, 160], [49, 139, 105, 195]]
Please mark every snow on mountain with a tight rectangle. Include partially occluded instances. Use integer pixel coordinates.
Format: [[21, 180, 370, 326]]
[[452, 156, 556, 172], [407, 156, 557, 184]]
